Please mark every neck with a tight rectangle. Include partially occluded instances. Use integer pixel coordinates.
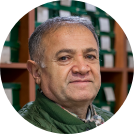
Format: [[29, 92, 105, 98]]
[[67, 107, 88, 119], [60, 103, 90, 119]]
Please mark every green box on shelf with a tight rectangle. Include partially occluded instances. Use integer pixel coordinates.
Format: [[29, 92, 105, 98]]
[[94, 83, 115, 102], [6, 21, 20, 42], [99, 49, 116, 67], [35, 8, 95, 29], [100, 83, 115, 102], [36, 1, 114, 33], [10, 22, 20, 41], [127, 52, 133, 68], [77, 1, 85, 9], [93, 83, 115, 113], [42, 1, 93, 17], [3, 83, 21, 111], [43, 8, 59, 19], [35, 6, 59, 28], [94, 15, 115, 34], [128, 84, 131, 94], [40, 1, 97, 24], [4, 41, 20, 62], [98, 32, 115, 50]]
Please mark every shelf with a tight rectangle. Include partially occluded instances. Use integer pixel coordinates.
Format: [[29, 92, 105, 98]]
[[0, 63, 27, 69], [100, 67, 123, 72]]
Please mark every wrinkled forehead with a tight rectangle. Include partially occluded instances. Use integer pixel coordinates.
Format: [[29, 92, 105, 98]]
[[42, 23, 97, 44], [42, 23, 89, 37], [52, 24, 91, 36]]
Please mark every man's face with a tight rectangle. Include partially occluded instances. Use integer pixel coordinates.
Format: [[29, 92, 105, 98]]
[[40, 25, 101, 107]]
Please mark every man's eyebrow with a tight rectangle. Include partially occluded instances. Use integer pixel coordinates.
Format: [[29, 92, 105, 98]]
[[55, 48, 98, 57], [83, 48, 98, 54], [55, 49, 76, 57]]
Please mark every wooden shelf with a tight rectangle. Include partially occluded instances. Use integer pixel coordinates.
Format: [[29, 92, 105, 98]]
[[100, 67, 123, 72], [0, 63, 27, 69]]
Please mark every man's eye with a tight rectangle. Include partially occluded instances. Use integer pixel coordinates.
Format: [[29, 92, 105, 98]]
[[86, 55, 96, 60], [59, 56, 70, 61]]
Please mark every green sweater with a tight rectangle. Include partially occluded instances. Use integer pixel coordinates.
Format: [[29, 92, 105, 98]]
[[19, 90, 113, 133]]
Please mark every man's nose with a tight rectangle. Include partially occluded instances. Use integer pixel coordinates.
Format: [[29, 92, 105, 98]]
[[72, 57, 91, 75]]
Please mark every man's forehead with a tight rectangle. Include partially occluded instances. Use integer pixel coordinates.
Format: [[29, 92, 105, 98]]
[[44, 25, 96, 44], [41, 24, 98, 51], [52, 24, 92, 36]]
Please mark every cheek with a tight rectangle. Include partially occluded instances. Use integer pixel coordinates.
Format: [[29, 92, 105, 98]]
[[49, 63, 71, 85], [57, 67, 71, 83]]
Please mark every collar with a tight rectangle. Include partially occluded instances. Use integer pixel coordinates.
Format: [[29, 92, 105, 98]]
[[56, 102, 104, 126], [56, 103, 92, 120]]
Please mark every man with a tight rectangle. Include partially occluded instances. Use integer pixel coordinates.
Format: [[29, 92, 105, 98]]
[[19, 16, 113, 133]]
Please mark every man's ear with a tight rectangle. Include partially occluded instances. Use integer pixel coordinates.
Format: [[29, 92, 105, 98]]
[[27, 60, 41, 85]]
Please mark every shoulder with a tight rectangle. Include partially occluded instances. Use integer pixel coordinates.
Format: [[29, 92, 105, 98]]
[[18, 102, 44, 129], [18, 102, 34, 117], [93, 105, 114, 121], [18, 102, 59, 132]]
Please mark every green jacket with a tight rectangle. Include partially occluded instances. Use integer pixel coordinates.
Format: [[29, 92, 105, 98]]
[[19, 90, 113, 133]]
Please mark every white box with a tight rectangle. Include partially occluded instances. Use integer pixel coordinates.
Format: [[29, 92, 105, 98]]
[[128, 55, 134, 68], [99, 17, 110, 32], [59, 10, 71, 17], [126, 38, 132, 52], [60, 0, 72, 7], [85, 3, 96, 12], [101, 36, 111, 50], [104, 87, 115, 102], [4, 89, 12, 104], [37, 7, 49, 22], [0, 46, 11, 63], [104, 54, 114, 68]]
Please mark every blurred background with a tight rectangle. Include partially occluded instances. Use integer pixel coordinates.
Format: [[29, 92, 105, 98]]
[[0, 0, 133, 114]]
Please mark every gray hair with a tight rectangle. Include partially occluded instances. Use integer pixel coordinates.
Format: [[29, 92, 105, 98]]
[[28, 16, 99, 68]]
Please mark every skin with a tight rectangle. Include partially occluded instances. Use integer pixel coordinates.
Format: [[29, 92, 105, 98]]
[[27, 24, 101, 119]]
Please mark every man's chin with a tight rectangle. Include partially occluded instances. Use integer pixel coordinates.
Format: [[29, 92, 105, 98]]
[[68, 93, 95, 103]]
